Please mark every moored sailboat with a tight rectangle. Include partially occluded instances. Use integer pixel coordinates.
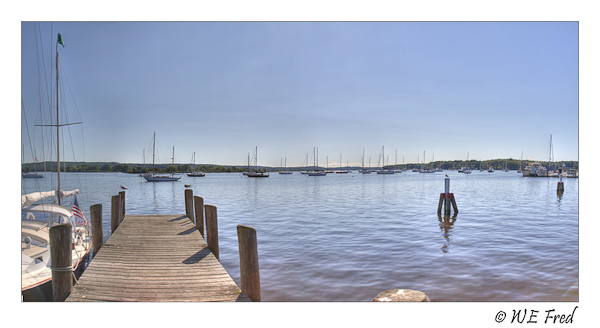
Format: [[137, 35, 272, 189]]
[[247, 146, 269, 177], [187, 152, 206, 177], [144, 133, 182, 181], [376, 146, 395, 174], [278, 157, 293, 174], [307, 147, 327, 176], [22, 33, 92, 301]]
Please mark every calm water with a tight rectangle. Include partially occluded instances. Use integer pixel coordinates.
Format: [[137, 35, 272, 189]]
[[22, 170, 579, 301]]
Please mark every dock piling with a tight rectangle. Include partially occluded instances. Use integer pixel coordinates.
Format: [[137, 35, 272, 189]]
[[194, 196, 205, 237], [185, 189, 194, 222], [205, 205, 219, 260], [49, 223, 73, 301], [237, 225, 261, 302], [111, 195, 121, 233], [90, 203, 103, 256], [119, 190, 126, 218]]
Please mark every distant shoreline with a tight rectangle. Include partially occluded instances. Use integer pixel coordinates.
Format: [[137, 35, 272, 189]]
[[22, 159, 579, 174]]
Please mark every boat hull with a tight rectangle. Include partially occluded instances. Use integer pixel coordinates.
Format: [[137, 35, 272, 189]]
[[144, 175, 181, 181], [376, 170, 395, 174], [247, 173, 269, 177], [22, 250, 91, 302]]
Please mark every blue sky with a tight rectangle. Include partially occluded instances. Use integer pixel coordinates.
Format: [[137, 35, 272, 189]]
[[21, 21, 578, 167]]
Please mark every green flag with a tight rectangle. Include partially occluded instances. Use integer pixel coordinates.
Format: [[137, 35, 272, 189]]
[[57, 33, 66, 47]]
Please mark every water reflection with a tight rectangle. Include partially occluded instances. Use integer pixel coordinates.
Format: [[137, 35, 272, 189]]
[[438, 213, 458, 254], [557, 189, 564, 202]]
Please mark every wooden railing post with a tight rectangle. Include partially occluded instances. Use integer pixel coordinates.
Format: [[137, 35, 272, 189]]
[[50, 223, 73, 301], [90, 203, 103, 257], [237, 225, 261, 302], [205, 205, 219, 260], [185, 189, 194, 222], [111, 195, 120, 233], [194, 196, 205, 237]]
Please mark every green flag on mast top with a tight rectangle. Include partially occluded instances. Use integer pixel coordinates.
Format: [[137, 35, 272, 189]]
[[57, 33, 66, 47]]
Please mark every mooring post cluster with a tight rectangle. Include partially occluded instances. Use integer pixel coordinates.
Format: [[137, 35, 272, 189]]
[[437, 175, 458, 216]]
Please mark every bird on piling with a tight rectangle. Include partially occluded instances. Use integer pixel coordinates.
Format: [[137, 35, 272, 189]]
[[120, 185, 127, 190]]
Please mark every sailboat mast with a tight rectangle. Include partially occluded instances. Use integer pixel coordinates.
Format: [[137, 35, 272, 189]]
[[152, 132, 156, 171], [56, 46, 62, 205], [549, 134, 553, 168], [362, 148, 365, 168]]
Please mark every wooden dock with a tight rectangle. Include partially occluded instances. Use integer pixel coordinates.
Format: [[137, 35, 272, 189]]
[[66, 214, 250, 302]]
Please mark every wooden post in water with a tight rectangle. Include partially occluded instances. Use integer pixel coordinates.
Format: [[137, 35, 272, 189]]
[[185, 189, 194, 222], [205, 205, 219, 260], [90, 204, 103, 257], [111, 195, 120, 233], [371, 289, 430, 302], [237, 225, 261, 302], [194, 196, 205, 237], [50, 223, 73, 301], [119, 190, 126, 218]]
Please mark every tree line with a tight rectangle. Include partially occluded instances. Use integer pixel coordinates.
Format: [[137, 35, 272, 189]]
[[22, 162, 247, 173], [22, 158, 578, 173], [385, 159, 578, 171]]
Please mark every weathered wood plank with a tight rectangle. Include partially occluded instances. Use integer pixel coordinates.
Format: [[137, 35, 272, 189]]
[[66, 214, 245, 302]]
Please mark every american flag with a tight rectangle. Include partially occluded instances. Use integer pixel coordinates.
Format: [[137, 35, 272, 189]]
[[72, 195, 88, 226]]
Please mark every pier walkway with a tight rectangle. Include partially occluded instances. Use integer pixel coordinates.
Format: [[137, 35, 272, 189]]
[[66, 214, 249, 302]]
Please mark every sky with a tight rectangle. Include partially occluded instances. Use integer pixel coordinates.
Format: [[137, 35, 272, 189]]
[[20, 21, 579, 167]]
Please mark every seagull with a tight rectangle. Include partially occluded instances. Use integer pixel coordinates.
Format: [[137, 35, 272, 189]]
[[445, 174, 449, 178], [120, 185, 127, 190], [185, 184, 191, 188]]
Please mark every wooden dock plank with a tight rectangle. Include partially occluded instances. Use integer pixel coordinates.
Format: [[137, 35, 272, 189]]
[[66, 214, 247, 302]]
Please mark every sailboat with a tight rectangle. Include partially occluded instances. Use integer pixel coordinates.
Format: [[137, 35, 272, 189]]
[[376, 146, 395, 174], [359, 148, 372, 174], [517, 151, 523, 173], [144, 133, 182, 181], [279, 157, 293, 174], [187, 152, 205, 177], [335, 154, 348, 173], [247, 146, 269, 177], [307, 147, 327, 176], [419, 151, 435, 173], [463, 152, 472, 174], [22, 33, 92, 301]]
